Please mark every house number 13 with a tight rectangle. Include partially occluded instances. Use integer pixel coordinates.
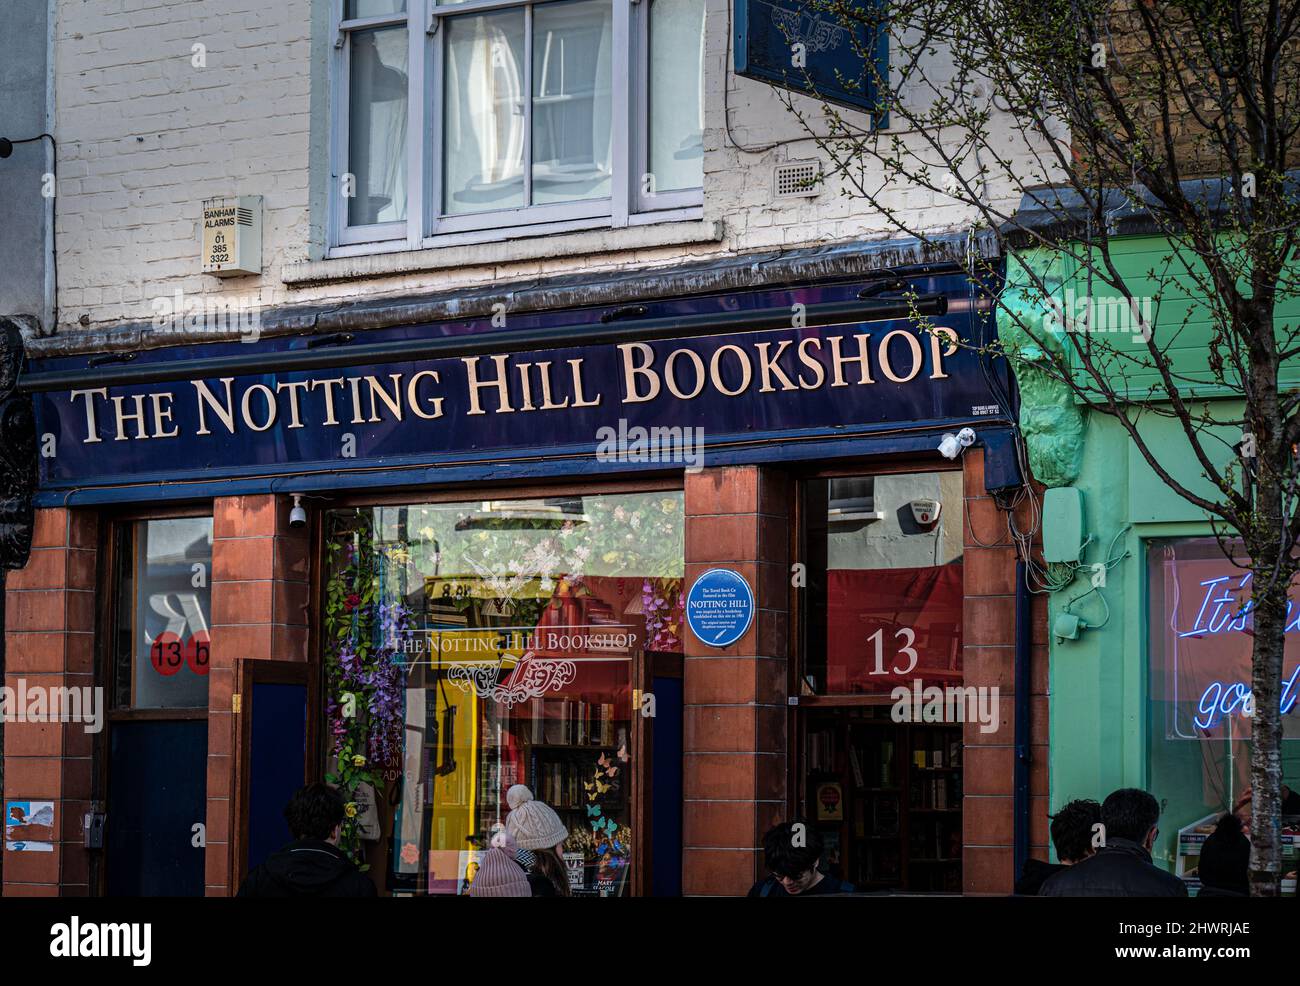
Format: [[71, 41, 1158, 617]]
[[868, 627, 918, 675]]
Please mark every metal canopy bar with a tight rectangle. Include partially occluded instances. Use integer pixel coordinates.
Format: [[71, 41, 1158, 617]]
[[18, 295, 949, 393]]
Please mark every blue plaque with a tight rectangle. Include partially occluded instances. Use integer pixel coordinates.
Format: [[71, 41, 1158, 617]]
[[685, 568, 756, 648]]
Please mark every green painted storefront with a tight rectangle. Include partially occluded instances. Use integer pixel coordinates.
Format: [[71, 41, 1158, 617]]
[[1002, 235, 1300, 881]]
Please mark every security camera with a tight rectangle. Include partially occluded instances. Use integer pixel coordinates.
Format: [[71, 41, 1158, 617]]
[[937, 427, 977, 460], [289, 494, 307, 529]]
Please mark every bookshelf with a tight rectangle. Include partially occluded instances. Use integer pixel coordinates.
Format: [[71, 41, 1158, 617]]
[[806, 710, 962, 892], [503, 695, 633, 896]]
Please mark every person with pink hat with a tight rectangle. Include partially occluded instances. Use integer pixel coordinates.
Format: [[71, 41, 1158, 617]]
[[505, 784, 571, 897], [467, 827, 531, 898]]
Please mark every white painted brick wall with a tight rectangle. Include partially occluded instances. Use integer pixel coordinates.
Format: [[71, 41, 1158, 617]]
[[50, 0, 1052, 336]]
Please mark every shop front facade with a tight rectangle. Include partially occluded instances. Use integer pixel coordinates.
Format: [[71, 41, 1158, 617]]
[[1002, 230, 1300, 893], [3, 244, 1050, 896]]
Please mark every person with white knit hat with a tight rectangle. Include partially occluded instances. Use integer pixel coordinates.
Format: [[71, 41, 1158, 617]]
[[505, 784, 571, 896]]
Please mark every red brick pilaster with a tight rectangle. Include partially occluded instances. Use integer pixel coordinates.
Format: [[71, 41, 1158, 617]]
[[205, 495, 310, 896], [2, 508, 98, 896], [681, 466, 790, 896], [960, 449, 1050, 894]]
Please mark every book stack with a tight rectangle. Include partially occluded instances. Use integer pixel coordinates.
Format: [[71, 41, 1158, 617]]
[[909, 774, 957, 809], [538, 761, 584, 808], [539, 698, 617, 746], [808, 729, 836, 772]]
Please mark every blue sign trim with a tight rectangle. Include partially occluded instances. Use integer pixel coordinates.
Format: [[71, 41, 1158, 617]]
[[31, 424, 1020, 506]]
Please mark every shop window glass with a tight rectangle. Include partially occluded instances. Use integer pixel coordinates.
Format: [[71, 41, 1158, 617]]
[[112, 517, 214, 709], [803, 471, 964, 695], [1146, 538, 1300, 882], [322, 491, 684, 896]]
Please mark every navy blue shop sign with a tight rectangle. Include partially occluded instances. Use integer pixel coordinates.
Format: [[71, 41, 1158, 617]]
[[28, 273, 1017, 502]]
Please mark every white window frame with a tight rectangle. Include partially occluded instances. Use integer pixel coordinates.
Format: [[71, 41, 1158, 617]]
[[328, 0, 704, 251], [633, 0, 706, 213]]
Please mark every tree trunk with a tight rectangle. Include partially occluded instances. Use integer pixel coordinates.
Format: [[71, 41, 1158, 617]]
[[0, 568, 5, 890], [1248, 556, 1287, 896]]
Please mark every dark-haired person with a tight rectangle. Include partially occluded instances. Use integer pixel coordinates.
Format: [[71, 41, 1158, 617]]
[[1196, 812, 1250, 897], [1014, 799, 1102, 895], [237, 783, 377, 897], [1230, 784, 1300, 838], [747, 822, 856, 897], [1039, 788, 1187, 897]]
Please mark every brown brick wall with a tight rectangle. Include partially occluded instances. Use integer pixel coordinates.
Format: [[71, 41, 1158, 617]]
[[2, 508, 98, 897], [960, 449, 1050, 894], [681, 465, 791, 896], [205, 494, 311, 896]]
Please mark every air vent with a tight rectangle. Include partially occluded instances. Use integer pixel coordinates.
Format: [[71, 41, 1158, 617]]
[[774, 160, 821, 199]]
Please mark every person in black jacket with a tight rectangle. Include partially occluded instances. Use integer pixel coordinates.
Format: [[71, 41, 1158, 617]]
[[747, 822, 856, 896], [1014, 799, 1101, 895], [1040, 788, 1188, 897], [1195, 812, 1250, 897], [237, 783, 377, 898]]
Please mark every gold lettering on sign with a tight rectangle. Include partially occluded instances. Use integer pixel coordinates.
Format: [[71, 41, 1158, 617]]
[[192, 378, 237, 436], [618, 343, 660, 403], [70, 388, 108, 444], [150, 392, 180, 438], [878, 330, 923, 384], [929, 326, 959, 380], [276, 381, 310, 428], [407, 370, 444, 420], [463, 355, 514, 415], [568, 359, 601, 408], [310, 378, 345, 426]]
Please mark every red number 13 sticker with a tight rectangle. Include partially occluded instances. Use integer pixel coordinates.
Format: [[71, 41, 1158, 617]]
[[150, 632, 185, 676]]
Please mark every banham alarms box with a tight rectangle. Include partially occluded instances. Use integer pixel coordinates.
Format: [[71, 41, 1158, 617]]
[[201, 195, 262, 276]]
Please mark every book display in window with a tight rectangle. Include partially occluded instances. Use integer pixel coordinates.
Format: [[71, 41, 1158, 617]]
[[805, 711, 963, 892]]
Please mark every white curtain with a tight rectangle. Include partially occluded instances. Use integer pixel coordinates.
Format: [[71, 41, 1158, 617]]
[[444, 12, 526, 215], [648, 0, 705, 193]]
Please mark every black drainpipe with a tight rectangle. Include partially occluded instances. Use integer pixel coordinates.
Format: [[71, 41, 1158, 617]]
[[1013, 559, 1032, 885]]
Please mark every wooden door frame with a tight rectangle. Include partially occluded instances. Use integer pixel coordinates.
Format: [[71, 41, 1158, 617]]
[[94, 505, 214, 896], [229, 658, 320, 890], [630, 650, 683, 897], [786, 459, 963, 825]]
